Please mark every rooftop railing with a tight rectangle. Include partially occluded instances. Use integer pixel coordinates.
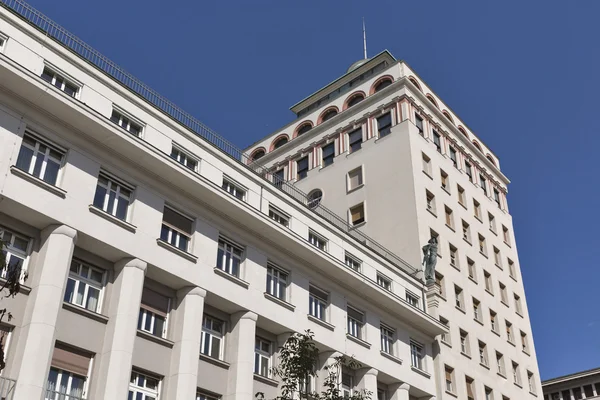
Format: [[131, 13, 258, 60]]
[[0, 0, 419, 277]]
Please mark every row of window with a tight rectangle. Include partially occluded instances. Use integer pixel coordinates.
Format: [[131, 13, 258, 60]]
[[444, 363, 537, 400], [545, 382, 600, 400]]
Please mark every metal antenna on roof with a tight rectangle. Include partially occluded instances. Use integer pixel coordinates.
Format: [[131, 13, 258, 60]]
[[363, 18, 368, 59]]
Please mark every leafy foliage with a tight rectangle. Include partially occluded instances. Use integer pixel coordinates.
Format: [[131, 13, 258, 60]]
[[266, 330, 371, 400]]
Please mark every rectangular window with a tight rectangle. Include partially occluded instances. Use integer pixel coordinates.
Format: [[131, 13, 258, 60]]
[[266, 264, 288, 301], [465, 161, 473, 182], [441, 170, 449, 191], [171, 147, 198, 172], [138, 287, 170, 338], [455, 286, 464, 310], [348, 167, 363, 190], [449, 147, 458, 168], [457, 185, 466, 206], [494, 189, 501, 207], [426, 190, 436, 214], [64, 259, 104, 313], [129, 371, 160, 400], [0, 227, 29, 283], [561, 390, 571, 400], [269, 206, 290, 227], [485, 386, 493, 400], [201, 315, 224, 359], [422, 153, 432, 176], [512, 362, 521, 386], [488, 213, 496, 233], [377, 113, 392, 138], [520, 331, 529, 353], [309, 285, 328, 321], [473, 298, 481, 322], [435, 272, 445, 297], [254, 337, 272, 377], [410, 341, 424, 370], [222, 177, 246, 200], [16, 133, 64, 186], [449, 244, 458, 269], [322, 143, 335, 167], [344, 252, 361, 272], [473, 199, 481, 220], [499, 282, 508, 304], [197, 393, 219, 400], [111, 109, 143, 137], [0, 34, 6, 52], [503, 225, 511, 245], [93, 172, 133, 221], [490, 310, 498, 333], [160, 207, 194, 252], [484, 271, 493, 293], [380, 324, 394, 355], [528, 371, 536, 394], [444, 206, 454, 229], [496, 352, 505, 376], [444, 366, 454, 393], [297, 157, 309, 180], [347, 306, 364, 339], [377, 274, 392, 291], [41, 66, 79, 97], [47, 344, 91, 400], [462, 220, 471, 243], [350, 203, 365, 226], [479, 234, 487, 256], [466, 377, 475, 400], [467, 258, 476, 281], [217, 237, 244, 277], [583, 384, 593, 398], [514, 294, 523, 315], [459, 330, 469, 355], [406, 291, 420, 308], [506, 320, 513, 343], [308, 231, 327, 251], [415, 114, 424, 135], [479, 341, 488, 366], [479, 174, 488, 196], [348, 128, 363, 153], [273, 168, 285, 189], [341, 370, 354, 398], [439, 316, 450, 344], [433, 131, 442, 153]]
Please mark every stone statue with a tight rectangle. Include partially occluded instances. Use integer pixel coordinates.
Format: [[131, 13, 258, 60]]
[[422, 237, 438, 285]]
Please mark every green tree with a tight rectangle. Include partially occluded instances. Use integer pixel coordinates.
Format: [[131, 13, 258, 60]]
[[0, 241, 25, 371], [263, 330, 372, 400]]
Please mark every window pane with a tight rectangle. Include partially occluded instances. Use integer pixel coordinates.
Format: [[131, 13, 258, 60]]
[[75, 281, 85, 305], [32, 152, 44, 177], [93, 184, 107, 209], [153, 315, 165, 336], [63, 278, 76, 303], [16, 145, 34, 172], [115, 196, 129, 220], [211, 336, 221, 358], [43, 159, 60, 185], [86, 286, 100, 312]]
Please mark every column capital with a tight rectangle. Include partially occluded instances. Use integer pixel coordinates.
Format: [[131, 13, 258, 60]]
[[177, 286, 207, 298], [361, 367, 378, 377], [43, 224, 78, 242], [233, 310, 257, 322], [115, 258, 147, 274], [390, 382, 410, 392]]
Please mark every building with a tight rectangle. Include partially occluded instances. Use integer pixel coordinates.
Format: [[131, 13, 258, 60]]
[[0, 2, 452, 400], [245, 51, 542, 399], [543, 368, 600, 400]]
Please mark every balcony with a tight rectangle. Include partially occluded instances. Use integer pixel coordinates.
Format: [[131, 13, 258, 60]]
[[44, 389, 85, 400], [0, 376, 16, 400]]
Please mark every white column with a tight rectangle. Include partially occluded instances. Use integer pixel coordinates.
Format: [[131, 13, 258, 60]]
[[12, 225, 77, 400], [389, 382, 410, 400], [317, 351, 342, 393], [165, 286, 207, 399], [92, 258, 147, 400], [225, 311, 258, 400], [358, 368, 378, 397]]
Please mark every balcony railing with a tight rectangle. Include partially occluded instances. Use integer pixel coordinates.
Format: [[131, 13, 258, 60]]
[[0, 376, 16, 400], [0, 0, 419, 277], [44, 389, 85, 400]]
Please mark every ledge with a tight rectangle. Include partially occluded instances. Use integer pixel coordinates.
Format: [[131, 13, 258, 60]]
[[504, 240, 512, 248], [380, 351, 402, 365], [411, 366, 431, 379], [516, 311, 523, 318], [426, 208, 437, 218], [200, 353, 230, 369], [455, 306, 466, 314], [62, 302, 108, 324], [485, 289, 494, 297], [463, 238, 472, 246], [495, 263, 503, 270], [459, 202, 467, 210], [501, 300, 509, 308], [136, 329, 174, 348], [89, 205, 137, 232], [523, 349, 530, 356], [480, 362, 490, 370], [264, 292, 295, 311], [497, 372, 507, 379], [346, 184, 364, 195], [492, 330, 501, 337], [508, 340, 516, 347], [490, 228, 498, 236], [307, 314, 335, 331], [468, 277, 478, 285], [441, 186, 451, 196], [156, 239, 198, 263], [441, 340, 452, 349], [445, 224, 455, 233], [253, 373, 279, 387], [11, 166, 67, 198], [461, 351, 472, 360], [422, 170, 433, 180], [480, 251, 488, 259], [0, 278, 31, 295], [346, 333, 371, 349], [213, 267, 249, 289], [510, 275, 518, 283], [444, 390, 458, 398], [474, 318, 484, 326]]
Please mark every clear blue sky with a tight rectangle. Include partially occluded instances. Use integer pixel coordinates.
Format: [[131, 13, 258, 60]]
[[23, 0, 599, 380]]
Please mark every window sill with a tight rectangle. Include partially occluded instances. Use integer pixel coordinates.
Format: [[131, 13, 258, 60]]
[[460, 351, 472, 360], [445, 224, 455, 233], [455, 306, 466, 315], [156, 239, 198, 263], [504, 240, 512, 248], [468, 277, 478, 285], [213, 267, 249, 289], [426, 208, 437, 218], [450, 263, 460, 271], [501, 300, 509, 308], [346, 333, 371, 349], [11, 166, 67, 198], [441, 186, 451, 196], [485, 289, 494, 297], [264, 292, 295, 311], [459, 202, 467, 210], [497, 372, 507, 379], [411, 366, 431, 379], [307, 314, 335, 331], [510, 275, 518, 283], [463, 238, 472, 246], [346, 184, 364, 195], [350, 221, 367, 230], [136, 329, 174, 348], [495, 263, 503, 270], [88, 205, 137, 233], [514, 382, 523, 389], [62, 302, 108, 324], [422, 170, 433, 180], [480, 362, 490, 370], [516, 311, 524, 318], [529, 391, 538, 397], [474, 318, 484, 326], [480, 251, 488, 259], [253, 373, 278, 387], [492, 330, 501, 337], [444, 390, 458, 398], [0, 278, 31, 295], [523, 349, 530, 356], [441, 340, 452, 349], [199, 353, 230, 369], [474, 215, 483, 223], [380, 351, 402, 365], [508, 340, 516, 347], [490, 228, 498, 236]]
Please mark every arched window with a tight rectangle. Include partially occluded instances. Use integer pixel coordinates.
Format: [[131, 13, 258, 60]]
[[486, 155, 496, 166], [307, 189, 323, 209], [296, 122, 313, 137], [426, 94, 438, 108], [408, 77, 422, 91], [457, 126, 469, 138], [249, 148, 265, 162], [271, 136, 289, 150], [319, 108, 338, 124], [442, 111, 454, 124], [345, 93, 365, 109], [472, 141, 483, 152], [374, 78, 392, 93]]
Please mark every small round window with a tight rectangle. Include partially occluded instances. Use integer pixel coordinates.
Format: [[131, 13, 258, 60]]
[[307, 189, 323, 209]]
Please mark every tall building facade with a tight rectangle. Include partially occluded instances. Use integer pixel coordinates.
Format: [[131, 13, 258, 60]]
[[542, 368, 600, 400], [0, 2, 450, 400], [245, 52, 542, 399]]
